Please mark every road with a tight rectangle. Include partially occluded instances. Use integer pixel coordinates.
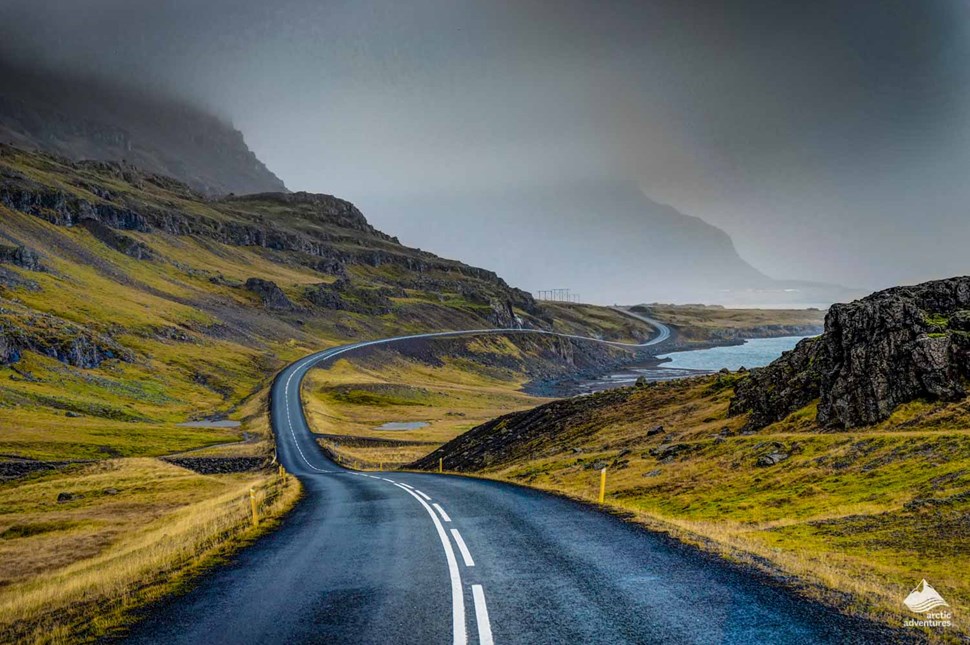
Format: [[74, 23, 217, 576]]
[[126, 327, 892, 644], [609, 307, 672, 346]]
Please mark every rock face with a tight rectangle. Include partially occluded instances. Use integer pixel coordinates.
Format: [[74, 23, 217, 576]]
[[0, 147, 539, 318], [0, 245, 42, 270], [304, 279, 393, 315], [80, 220, 153, 260], [731, 277, 970, 429], [245, 278, 295, 311], [0, 308, 134, 368]]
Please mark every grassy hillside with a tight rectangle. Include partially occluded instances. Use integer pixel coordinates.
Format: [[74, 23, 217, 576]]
[[412, 376, 970, 640]]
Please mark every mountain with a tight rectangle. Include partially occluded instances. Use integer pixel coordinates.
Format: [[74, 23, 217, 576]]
[[0, 61, 285, 196], [363, 180, 859, 307]]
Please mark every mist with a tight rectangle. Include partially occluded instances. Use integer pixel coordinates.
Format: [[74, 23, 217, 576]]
[[3, 0, 969, 300]]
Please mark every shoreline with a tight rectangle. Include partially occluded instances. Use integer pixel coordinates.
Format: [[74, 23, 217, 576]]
[[525, 327, 820, 398]]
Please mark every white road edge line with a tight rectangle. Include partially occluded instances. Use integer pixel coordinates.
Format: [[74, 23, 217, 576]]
[[472, 585, 494, 645], [398, 482, 414, 490], [450, 529, 475, 567], [393, 483, 466, 644], [432, 503, 452, 522], [415, 489, 432, 501]]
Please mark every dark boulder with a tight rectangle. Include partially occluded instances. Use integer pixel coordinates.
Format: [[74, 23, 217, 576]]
[[245, 278, 295, 311], [756, 452, 789, 467]]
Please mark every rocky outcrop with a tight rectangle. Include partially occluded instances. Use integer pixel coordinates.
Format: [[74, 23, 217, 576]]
[[409, 388, 633, 472], [729, 336, 822, 429], [80, 220, 153, 260], [0, 245, 42, 270], [486, 299, 519, 328], [731, 277, 970, 429], [244, 278, 295, 311], [0, 308, 134, 368], [0, 150, 540, 318], [304, 279, 394, 315]]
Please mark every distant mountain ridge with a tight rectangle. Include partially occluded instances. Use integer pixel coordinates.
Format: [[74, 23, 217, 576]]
[[364, 181, 859, 306], [0, 61, 285, 197]]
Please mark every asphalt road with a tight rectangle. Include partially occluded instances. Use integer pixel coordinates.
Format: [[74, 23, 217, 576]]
[[126, 328, 895, 644]]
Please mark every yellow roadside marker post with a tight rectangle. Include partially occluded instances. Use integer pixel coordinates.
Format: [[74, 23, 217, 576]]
[[250, 487, 259, 527], [598, 467, 607, 504], [278, 464, 286, 481], [439, 457, 443, 473]]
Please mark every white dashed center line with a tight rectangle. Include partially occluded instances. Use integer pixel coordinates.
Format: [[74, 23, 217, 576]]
[[414, 489, 432, 501], [433, 503, 452, 522], [450, 529, 475, 567], [472, 585, 494, 645], [394, 484, 466, 644]]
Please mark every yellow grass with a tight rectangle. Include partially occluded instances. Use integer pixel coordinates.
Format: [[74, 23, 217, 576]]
[[303, 351, 550, 467], [458, 377, 970, 641], [0, 459, 300, 643]]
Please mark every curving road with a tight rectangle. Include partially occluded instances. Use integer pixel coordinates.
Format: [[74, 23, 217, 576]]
[[126, 326, 892, 644]]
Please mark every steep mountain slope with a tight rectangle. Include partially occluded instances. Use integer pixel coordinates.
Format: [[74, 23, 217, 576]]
[[412, 278, 970, 637], [364, 181, 859, 305], [0, 62, 285, 196]]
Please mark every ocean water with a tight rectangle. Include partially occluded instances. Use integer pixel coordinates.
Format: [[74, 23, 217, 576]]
[[576, 335, 812, 393], [656, 335, 810, 372]]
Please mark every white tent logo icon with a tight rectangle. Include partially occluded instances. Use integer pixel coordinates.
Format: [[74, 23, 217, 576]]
[[904, 579, 949, 613]]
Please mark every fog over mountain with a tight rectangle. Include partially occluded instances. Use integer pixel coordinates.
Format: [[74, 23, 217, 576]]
[[2, 1, 968, 302]]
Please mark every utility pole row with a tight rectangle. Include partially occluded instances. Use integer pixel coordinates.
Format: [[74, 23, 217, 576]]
[[535, 289, 581, 303]]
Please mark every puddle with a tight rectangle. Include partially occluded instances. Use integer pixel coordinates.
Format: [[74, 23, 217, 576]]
[[177, 420, 242, 428], [374, 421, 429, 431]]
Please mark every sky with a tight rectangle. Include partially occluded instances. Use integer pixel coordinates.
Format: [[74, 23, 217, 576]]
[[2, 0, 969, 297]]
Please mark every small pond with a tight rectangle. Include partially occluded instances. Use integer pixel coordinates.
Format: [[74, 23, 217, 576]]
[[374, 421, 430, 431]]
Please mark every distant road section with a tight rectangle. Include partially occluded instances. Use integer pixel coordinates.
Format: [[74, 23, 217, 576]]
[[609, 306, 672, 346], [126, 326, 885, 645]]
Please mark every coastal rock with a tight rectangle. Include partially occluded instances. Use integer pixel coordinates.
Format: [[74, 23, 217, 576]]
[[731, 276, 970, 429]]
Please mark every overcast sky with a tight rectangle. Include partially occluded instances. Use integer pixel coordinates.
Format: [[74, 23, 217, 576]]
[[2, 0, 969, 293]]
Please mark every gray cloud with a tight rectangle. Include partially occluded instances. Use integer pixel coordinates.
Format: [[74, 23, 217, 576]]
[[2, 0, 968, 295]]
